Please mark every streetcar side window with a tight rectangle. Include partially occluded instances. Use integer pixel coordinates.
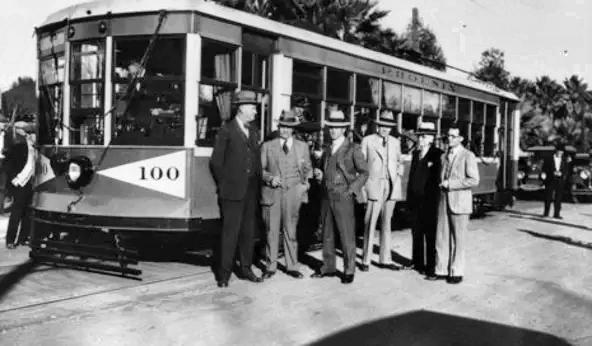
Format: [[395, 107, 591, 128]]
[[381, 80, 402, 139], [111, 36, 185, 146], [438, 94, 457, 149], [326, 68, 353, 136], [292, 60, 323, 124], [401, 85, 421, 154], [196, 39, 238, 147], [354, 75, 379, 137], [472, 101, 485, 156], [484, 104, 497, 157], [70, 40, 105, 145], [458, 97, 471, 148]]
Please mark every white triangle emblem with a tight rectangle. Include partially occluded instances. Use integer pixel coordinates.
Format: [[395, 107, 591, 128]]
[[97, 151, 186, 198], [35, 153, 56, 187]]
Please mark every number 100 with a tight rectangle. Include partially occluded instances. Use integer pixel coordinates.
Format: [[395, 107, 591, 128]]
[[140, 167, 180, 181]]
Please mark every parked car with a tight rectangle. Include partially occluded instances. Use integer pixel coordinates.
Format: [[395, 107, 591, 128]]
[[570, 152, 592, 202]]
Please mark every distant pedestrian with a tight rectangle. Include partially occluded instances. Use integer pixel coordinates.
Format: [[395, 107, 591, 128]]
[[541, 142, 570, 219]]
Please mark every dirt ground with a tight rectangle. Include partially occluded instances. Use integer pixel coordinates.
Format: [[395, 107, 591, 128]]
[[0, 200, 591, 346]]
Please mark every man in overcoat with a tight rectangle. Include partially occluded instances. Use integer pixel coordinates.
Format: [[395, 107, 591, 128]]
[[260, 110, 312, 279], [210, 90, 263, 288], [311, 110, 368, 284], [541, 142, 570, 219], [406, 122, 443, 276], [5, 119, 37, 249], [359, 110, 404, 271], [428, 125, 479, 284]]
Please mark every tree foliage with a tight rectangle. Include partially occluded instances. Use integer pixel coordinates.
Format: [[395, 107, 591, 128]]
[[1, 76, 37, 122], [213, 0, 447, 71], [473, 48, 511, 90]]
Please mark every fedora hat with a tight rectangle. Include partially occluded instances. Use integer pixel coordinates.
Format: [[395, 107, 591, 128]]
[[374, 110, 397, 127], [416, 122, 437, 135], [232, 90, 259, 106], [325, 109, 350, 127], [277, 109, 301, 127]]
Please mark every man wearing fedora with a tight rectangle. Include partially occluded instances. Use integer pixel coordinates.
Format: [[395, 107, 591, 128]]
[[406, 122, 443, 276], [311, 109, 368, 284], [210, 90, 263, 287], [359, 110, 404, 272], [260, 110, 312, 280], [4, 118, 37, 249], [428, 124, 479, 284], [541, 141, 570, 219]]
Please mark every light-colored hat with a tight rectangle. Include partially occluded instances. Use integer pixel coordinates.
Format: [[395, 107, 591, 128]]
[[232, 90, 259, 106], [325, 109, 350, 127], [416, 122, 437, 135], [374, 110, 397, 127], [13, 121, 37, 134], [277, 110, 300, 127]]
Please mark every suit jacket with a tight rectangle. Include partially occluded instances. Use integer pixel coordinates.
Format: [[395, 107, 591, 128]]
[[321, 138, 369, 203], [440, 146, 480, 215], [210, 118, 262, 201], [541, 154, 570, 184], [361, 134, 404, 201], [4, 141, 29, 192], [407, 145, 443, 204], [260, 137, 313, 206]]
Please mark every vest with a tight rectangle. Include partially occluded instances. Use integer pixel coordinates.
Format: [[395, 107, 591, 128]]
[[325, 152, 348, 194], [278, 146, 301, 188]]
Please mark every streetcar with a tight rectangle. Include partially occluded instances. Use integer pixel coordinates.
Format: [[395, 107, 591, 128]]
[[29, 0, 521, 278]]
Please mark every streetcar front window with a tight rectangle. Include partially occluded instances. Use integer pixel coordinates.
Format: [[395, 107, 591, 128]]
[[197, 39, 238, 147], [112, 36, 185, 146], [70, 40, 105, 145], [38, 55, 65, 145]]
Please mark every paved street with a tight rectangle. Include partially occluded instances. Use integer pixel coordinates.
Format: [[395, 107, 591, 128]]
[[0, 200, 591, 346]]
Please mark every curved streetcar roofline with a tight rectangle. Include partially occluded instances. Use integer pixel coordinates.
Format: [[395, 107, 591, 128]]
[[40, 0, 519, 101]]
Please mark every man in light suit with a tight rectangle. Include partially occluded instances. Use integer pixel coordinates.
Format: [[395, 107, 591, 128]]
[[210, 90, 264, 288], [260, 110, 312, 280], [311, 110, 368, 284], [428, 125, 479, 284], [359, 110, 404, 271]]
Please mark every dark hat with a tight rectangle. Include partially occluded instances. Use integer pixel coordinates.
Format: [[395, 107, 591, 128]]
[[554, 141, 566, 151], [325, 109, 350, 127], [374, 110, 398, 127], [277, 109, 300, 127], [232, 90, 259, 106], [416, 122, 437, 135]]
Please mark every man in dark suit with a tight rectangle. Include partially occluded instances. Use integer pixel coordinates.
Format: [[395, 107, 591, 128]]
[[210, 90, 263, 288], [5, 120, 37, 249], [311, 110, 368, 284], [406, 122, 443, 276], [541, 142, 570, 219]]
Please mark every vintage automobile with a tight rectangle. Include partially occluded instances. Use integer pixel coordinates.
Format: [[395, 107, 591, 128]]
[[570, 152, 592, 202]]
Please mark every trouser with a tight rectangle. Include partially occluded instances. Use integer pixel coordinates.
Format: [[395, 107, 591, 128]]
[[434, 192, 469, 277], [544, 177, 564, 216], [319, 192, 357, 275], [410, 195, 438, 274], [262, 186, 302, 272], [218, 177, 259, 279], [6, 182, 34, 246], [362, 179, 395, 265]]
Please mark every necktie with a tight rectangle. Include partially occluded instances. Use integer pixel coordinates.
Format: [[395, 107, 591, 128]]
[[382, 137, 387, 147], [283, 140, 289, 154]]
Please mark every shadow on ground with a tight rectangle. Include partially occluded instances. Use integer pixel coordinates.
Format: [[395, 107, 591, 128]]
[[0, 259, 38, 301], [307, 310, 572, 346], [507, 212, 592, 231], [518, 229, 592, 250]]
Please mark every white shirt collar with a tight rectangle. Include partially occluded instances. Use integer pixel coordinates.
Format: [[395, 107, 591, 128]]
[[235, 117, 249, 134], [331, 136, 346, 154], [280, 137, 293, 148]]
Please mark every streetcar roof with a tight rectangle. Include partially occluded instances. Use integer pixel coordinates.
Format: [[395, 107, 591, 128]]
[[42, 0, 519, 101]]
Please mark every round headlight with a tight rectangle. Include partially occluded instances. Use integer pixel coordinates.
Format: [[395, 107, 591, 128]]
[[517, 171, 525, 180], [65, 156, 95, 190], [580, 170, 589, 180]]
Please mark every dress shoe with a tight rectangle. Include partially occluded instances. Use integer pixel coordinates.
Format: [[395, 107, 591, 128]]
[[286, 270, 304, 279], [310, 271, 337, 279], [341, 274, 354, 284], [379, 263, 401, 271], [447, 276, 463, 284], [359, 264, 369, 272], [425, 274, 446, 281], [240, 270, 263, 283], [217, 279, 229, 288], [262, 271, 276, 279], [553, 215, 563, 220]]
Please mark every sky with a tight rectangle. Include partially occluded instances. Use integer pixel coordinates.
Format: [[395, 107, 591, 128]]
[[0, 0, 590, 92]]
